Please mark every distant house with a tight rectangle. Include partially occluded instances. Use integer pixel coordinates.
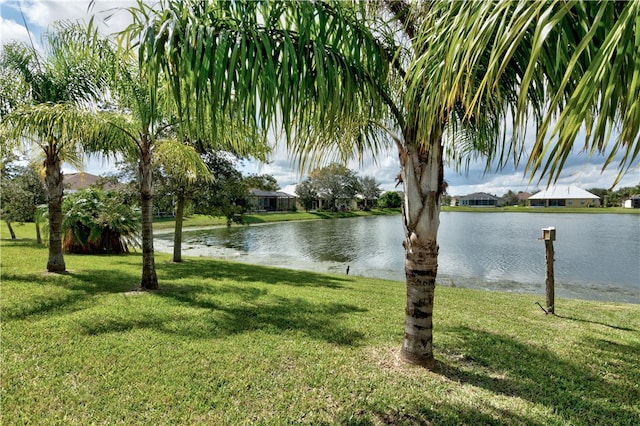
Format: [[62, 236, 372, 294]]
[[63, 172, 121, 193], [249, 189, 297, 212], [458, 192, 499, 207], [623, 195, 640, 209], [528, 186, 600, 208], [517, 191, 532, 205]]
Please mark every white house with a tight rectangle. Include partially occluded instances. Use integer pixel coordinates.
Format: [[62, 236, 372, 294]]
[[623, 195, 640, 208], [528, 186, 600, 208]]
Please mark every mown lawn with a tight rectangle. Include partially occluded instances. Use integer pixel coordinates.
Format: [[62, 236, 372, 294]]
[[2, 223, 639, 425], [152, 209, 401, 231]]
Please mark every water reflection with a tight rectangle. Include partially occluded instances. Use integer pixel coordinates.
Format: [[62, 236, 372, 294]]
[[155, 213, 640, 303]]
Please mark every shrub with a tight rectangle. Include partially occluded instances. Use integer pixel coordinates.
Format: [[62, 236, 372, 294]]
[[62, 188, 141, 254]]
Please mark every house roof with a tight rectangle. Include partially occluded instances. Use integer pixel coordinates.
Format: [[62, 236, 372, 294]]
[[517, 192, 532, 200], [458, 192, 499, 201], [64, 172, 101, 190], [529, 186, 599, 200], [63, 172, 123, 191], [249, 188, 296, 198]]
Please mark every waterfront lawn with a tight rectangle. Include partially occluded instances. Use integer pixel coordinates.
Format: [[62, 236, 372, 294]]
[[2, 224, 639, 425], [153, 209, 402, 230], [443, 206, 640, 214]]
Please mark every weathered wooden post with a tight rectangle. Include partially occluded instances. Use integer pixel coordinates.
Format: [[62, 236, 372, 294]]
[[541, 227, 556, 314]]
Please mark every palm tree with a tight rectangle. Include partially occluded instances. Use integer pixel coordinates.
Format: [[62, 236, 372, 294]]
[[0, 24, 106, 272], [154, 140, 211, 263], [126, 0, 640, 367], [398, 0, 639, 365]]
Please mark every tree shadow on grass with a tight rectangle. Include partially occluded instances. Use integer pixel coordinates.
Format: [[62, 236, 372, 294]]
[[432, 326, 639, 425], [555, 314, 637, 332], [157, 286, 367, 345], [74, 280, 366, 346], [155, 256, 350, 289], [2, 267, 139, 320]]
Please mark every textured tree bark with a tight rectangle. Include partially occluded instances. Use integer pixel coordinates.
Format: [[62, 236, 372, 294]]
[[173, 190, 185, 263], [44, 147, 66, 273], [139, 136, 158, 289], [399, 135, 444, 369]]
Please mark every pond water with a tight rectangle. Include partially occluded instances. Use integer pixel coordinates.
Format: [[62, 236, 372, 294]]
[[155, 212, 640, 303]]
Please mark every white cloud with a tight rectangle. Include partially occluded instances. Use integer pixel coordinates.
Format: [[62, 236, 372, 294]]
[[1, 15, 36, 46], [4, 1, 637, 195], [1, 0, 139, 45]]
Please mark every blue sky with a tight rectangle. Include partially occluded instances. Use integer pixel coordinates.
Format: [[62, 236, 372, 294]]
[[2, 0, 638, 196]]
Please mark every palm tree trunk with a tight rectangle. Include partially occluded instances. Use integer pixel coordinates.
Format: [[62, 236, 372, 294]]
[[44, 151, 66, 272], [5, 221, 16, 239], [139, 137, 158, 289], [35, 222, 42, 244], [173, 190, 185, 263], [399, 136, 444, 369]]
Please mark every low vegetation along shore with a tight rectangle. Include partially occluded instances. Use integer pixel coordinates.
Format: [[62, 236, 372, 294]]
[[2, 223, 639, 425], [153, 205, 639, 231]]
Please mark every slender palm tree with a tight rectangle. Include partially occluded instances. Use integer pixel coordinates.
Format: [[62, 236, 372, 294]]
[[0, 24, 106, 272], [154, 140, 211, 262], [125, 0, 639, 367]]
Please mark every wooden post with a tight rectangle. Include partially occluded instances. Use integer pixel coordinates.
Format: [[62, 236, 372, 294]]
[[541, 227, 556, 315], [545, 239, 555, 314]]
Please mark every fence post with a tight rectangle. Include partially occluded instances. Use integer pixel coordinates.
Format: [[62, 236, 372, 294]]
[[541, 227, 556, 314]]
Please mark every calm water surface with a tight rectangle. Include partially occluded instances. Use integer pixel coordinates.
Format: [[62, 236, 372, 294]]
[[155, 213, 640, 303]]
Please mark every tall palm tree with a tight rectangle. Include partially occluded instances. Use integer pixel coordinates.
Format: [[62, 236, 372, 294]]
[[83, 22, 269, 288], [399, 0, 639, 365], [121, 0, 388, 289], [125, 0, 639, 367], [0, 24, 106, 272]]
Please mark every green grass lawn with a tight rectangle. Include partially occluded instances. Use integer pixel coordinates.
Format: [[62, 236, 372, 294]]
[[442, 206, 640, 214], [152, 209, 402, 231], [2, 223, 639, 425]]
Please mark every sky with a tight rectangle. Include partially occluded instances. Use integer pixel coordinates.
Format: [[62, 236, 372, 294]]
[[2, 0, 638, 196]]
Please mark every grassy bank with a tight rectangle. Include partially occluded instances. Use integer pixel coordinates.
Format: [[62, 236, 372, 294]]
[[153, 209, 402, 231], [442, 206, 640, 214], [153, 206, 638, 232], [2, 225, 639, 425]]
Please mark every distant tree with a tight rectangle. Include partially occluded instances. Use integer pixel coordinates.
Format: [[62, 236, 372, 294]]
[[192, 153, 249, 226], [61, 188, 140, 254], [358, 176, 381, 210], [587, 188, 609, 207], [0, 162, 47, 238], [501, 190, 519, 207], [311, 163, 361, 211], [294, 180, 318, 212], [244, 174, 279, 192], [154, 140, 211, 262], [378, 191, 402, 209]]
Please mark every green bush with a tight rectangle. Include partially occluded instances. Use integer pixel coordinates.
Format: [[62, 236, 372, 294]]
[[61, 188, 141, 254]]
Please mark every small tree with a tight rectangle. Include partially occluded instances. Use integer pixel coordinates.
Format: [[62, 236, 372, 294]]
[[245, 174, 279, 192], [311, 163, 361, 211], [154, 140, 210, 262], [501, 190, 519, 207], [0, 162, 47, 238], [378, 191, 402, 209], [358, 176, 381, 210], [192, 153, 249, 226], [295, 180, 319, 212]]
